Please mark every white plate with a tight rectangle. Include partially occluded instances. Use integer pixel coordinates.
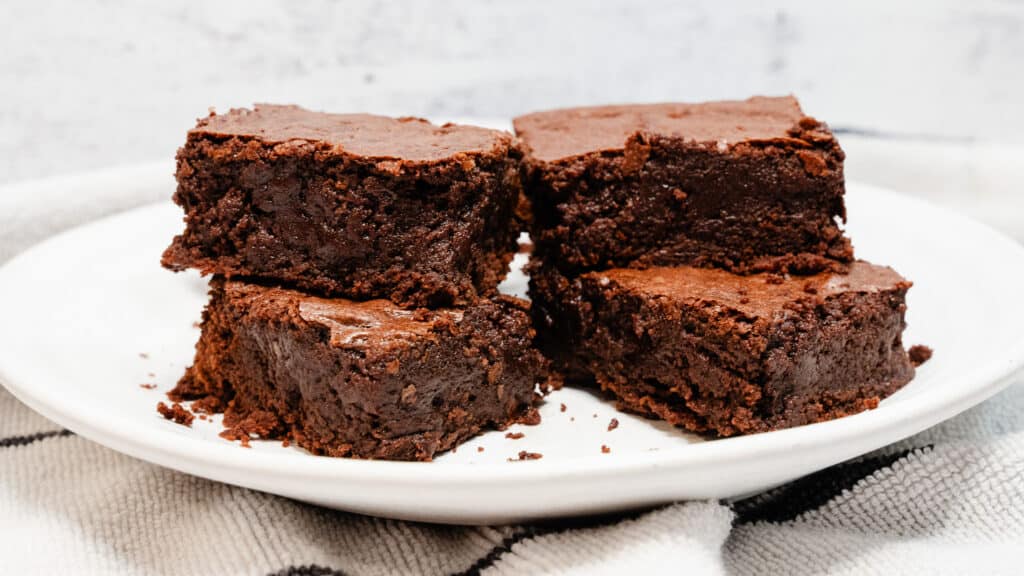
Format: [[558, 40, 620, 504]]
[[1, 166, 1023, 525]]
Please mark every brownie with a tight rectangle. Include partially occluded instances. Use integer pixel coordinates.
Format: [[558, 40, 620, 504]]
[[170, 279, 552, 461], [514, 96, 853, 276], [529, 261, 914, 436], [163, 105, 523, 308]]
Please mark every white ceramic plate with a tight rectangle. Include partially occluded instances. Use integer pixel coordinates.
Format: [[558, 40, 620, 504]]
[[1, 166, 1023, 525]]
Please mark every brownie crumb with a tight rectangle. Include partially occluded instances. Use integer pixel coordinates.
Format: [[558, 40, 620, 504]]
[[219, 410, 279, 448], [156, 402, 194, 427], [199, 414, 208, 421], [192, 321, 201, 329], [189, 395, 223, 414], [560, 403, 567, 412], [505, 432, 525, 440], [282, 438, 291, 448], [477, 446, 485, 453], [608, 418, 619, 431], [139, 383, 157, 390], [221, 428, 252, 448], [509, 450, 543, 461], [515, 407, 542, 426], [909, 345, 933, 367], [601, 445, 611, 454]]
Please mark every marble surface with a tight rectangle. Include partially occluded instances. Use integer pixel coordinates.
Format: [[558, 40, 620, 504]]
[[2, 0, 1024, 185]]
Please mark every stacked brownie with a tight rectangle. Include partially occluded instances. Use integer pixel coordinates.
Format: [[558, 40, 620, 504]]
[[516, 96, 916, 436], [163, 105, 551, 461], [163, 97, 918, 459]]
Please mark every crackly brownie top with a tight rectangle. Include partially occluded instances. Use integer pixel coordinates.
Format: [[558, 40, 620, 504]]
[[223, 281, 463, 350], [513, 95, 831, 163], [192, 104, 512, 162], [588, 261, 908, 318]]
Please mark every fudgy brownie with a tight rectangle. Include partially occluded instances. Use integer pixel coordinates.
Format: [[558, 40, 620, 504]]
[[170, 279, 552, 461], [529, 261, 914, 436], [163, 104, 523, 307], [514, 96, 853, 276]]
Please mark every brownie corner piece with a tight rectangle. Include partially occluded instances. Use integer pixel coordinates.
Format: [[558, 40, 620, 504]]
[[529, 261, 914, 436], [163, 104, 523, 307], [514, 95, 853, 276], [170, 279, 551, 461]]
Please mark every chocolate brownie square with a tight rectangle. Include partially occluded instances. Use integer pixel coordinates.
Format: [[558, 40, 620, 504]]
[[163, 105, 523, 307], [529, 262, 914, 436], [514, 96, 853, 276], [170, 279, 552, 461]]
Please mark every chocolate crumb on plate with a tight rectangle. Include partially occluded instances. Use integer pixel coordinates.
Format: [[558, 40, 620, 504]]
[[156, 401, 194, 427], [505, 431, 525, 440], [601, 445, 611, 454], [909, 345, 933, 367], [219, 409, 279, 450], [189, 395, 223, 415], [477, 446, 485, 453], [608, 418, 619, 431], [139, 383, 157, 390], [222, 429, 252, 449], [508, 450, 543, 461], [560, 403, 567, 412]]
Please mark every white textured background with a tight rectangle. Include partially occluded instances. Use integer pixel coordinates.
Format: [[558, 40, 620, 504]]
[[1, 0, 1022, 236], [3, 0, 1024, 180]]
